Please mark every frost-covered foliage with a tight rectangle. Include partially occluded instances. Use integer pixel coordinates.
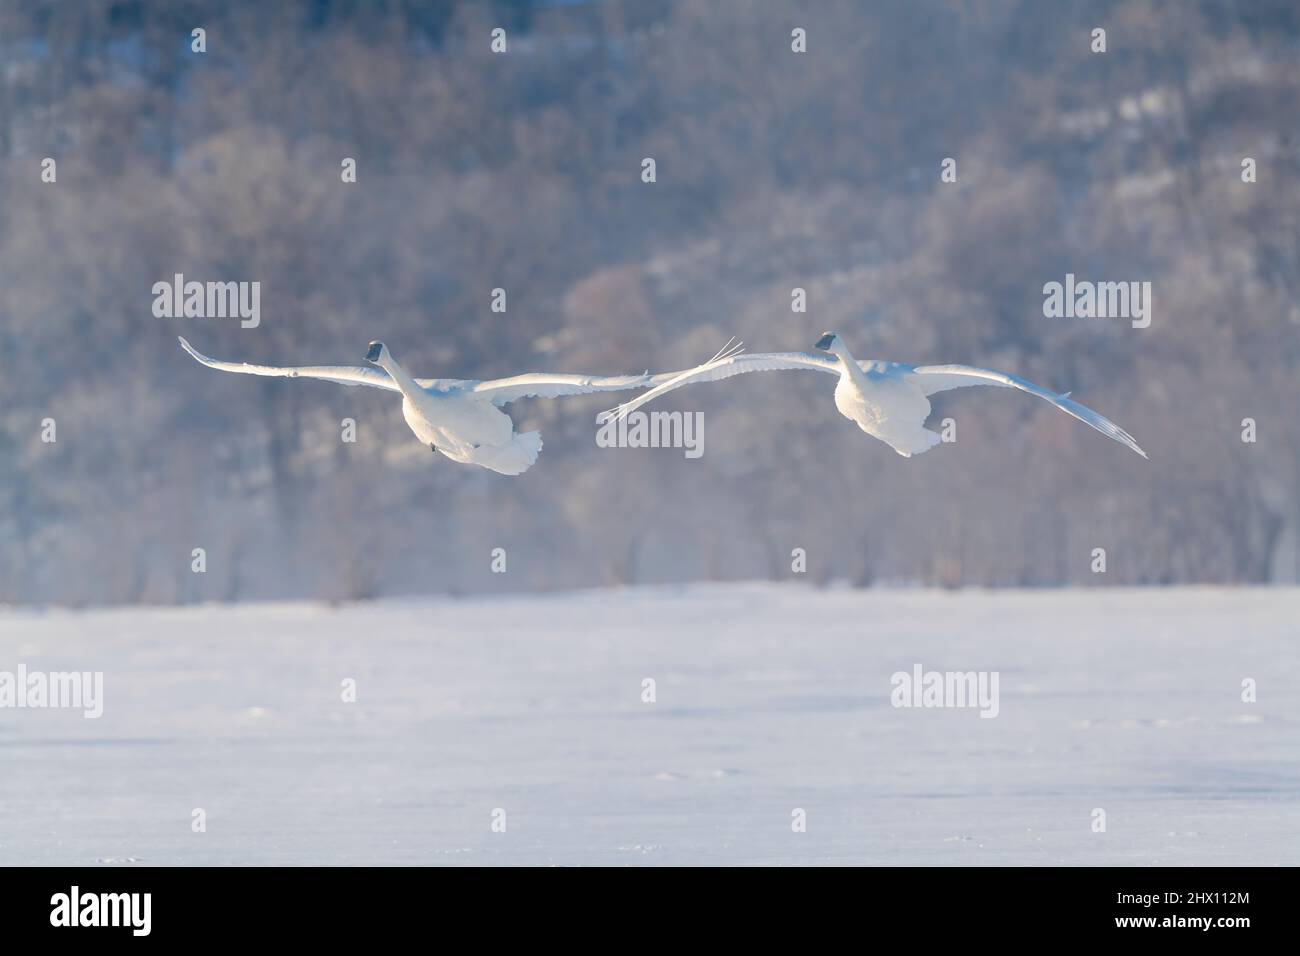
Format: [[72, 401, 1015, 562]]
[[1, 0, 1298, 604]]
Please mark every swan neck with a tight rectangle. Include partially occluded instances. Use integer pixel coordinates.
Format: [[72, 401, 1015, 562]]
[[378, 352, 421, 397]]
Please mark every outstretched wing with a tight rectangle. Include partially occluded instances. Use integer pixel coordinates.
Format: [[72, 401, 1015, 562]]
[[604, 351, 839, 421], [469, 339, 771, 405], [178, 336, 401, 392], [469, 370, 683, 405], [909, 363, 1147, 458]]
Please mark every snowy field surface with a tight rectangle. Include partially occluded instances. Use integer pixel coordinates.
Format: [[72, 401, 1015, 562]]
[[1, 584, 1297, 866]]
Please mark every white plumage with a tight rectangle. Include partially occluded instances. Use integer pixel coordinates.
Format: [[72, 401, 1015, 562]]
[[604, 332, 1147, 459], [179, 337, 676, 475]]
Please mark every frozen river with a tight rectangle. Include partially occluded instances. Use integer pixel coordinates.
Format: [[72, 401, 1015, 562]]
[[1, 584, 1296, 865]]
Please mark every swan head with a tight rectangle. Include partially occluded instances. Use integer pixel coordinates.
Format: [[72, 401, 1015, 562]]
[[365, 341, 386, 364], [814, 332, 840, 352]]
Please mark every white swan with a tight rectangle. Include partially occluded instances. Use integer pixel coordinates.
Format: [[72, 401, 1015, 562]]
[[178, 336, 677, 475], [604, 332, 1147, 459]]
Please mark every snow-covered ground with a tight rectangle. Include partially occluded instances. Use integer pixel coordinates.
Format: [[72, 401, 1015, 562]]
[[1, 584, 1296, 866]]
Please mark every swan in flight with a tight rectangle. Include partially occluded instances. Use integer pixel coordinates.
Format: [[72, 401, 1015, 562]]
[[178, 336, 677, 475], [603, 332, 1146, 459]]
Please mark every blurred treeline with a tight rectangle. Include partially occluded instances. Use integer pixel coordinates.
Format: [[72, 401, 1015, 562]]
[[1, 0, 1297, 605]]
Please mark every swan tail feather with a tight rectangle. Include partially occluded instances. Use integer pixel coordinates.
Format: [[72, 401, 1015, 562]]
[[472, 431, 543, 476], [885, 428, 943, 457]]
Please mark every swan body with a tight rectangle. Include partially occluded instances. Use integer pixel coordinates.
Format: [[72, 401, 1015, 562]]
[[178, 337, 674, 475], [606, 332, 1147, 459]]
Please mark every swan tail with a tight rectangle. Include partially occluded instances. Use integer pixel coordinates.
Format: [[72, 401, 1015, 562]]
[[885, 428, 943, 458], [472, 431, 543, 476]]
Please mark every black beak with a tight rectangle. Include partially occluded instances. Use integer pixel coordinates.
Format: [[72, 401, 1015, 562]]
[[365, 342, 383, 363], [814, 333, 836, 351]]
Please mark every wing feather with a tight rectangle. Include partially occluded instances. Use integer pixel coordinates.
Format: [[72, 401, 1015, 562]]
[[470, 371, 672, 405], [605, 351, 839, 421], [178, 337, 402, 392], [910, 364, 1146, 458]]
